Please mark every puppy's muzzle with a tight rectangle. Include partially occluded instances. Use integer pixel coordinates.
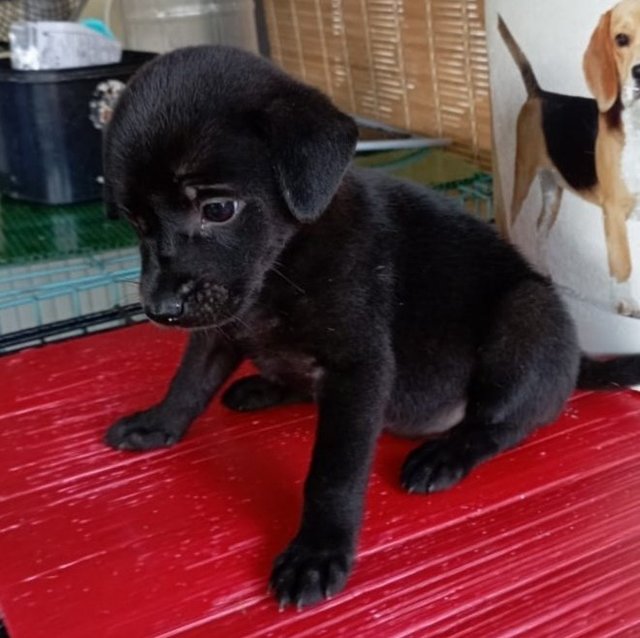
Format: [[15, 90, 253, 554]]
[[144, 293, 184, 325], [144, 278, 234, 328]]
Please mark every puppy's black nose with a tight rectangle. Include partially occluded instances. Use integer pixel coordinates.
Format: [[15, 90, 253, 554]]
[[633, 64, 640, 81], [145, 297, 184, 324]]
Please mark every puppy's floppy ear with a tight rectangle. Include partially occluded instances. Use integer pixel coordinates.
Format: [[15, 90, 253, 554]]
[[584, 10, 618, 112], [261, 88, 358, 222]]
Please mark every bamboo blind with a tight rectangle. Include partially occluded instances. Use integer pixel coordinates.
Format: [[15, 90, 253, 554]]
[[263, 0, 491, 170]]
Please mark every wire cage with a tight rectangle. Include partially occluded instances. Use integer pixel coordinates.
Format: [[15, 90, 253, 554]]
[[0, 0, 88, 45], [0, 150, 492, 353], [358, 147, 493, 221], [0, 249, 143, 350], [0, 1, 495, 354], [0, 200, 143, 351]]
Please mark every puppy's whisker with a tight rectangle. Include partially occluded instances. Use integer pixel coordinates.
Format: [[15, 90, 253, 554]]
[[214, 325, 232, 342], [230, 313, 251, 330], [271, 265, 306, 295]]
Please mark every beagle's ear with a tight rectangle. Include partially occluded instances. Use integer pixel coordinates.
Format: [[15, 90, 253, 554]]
[[584, 10, 618, 112], [260, 87, 358, 222]]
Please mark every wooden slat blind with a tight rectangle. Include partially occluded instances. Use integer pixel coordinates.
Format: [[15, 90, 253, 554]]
[[263, 0, 492, 169]]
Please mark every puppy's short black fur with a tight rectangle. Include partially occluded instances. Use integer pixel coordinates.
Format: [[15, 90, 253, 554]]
[[103, 46, 640, 609]]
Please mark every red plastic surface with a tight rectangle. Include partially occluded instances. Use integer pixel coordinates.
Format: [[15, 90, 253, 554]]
[[1, 323, 640, 637]]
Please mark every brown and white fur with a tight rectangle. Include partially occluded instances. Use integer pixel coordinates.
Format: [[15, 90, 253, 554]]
[[499, 1, 640, 317]]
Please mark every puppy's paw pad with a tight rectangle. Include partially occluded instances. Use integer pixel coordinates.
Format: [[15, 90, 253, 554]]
[[270, 542, 351, 609], [221, 375, 280, 411], [104, 414, 179, 451], [222, 375, 309, 411], [401, 440, 469, 494]]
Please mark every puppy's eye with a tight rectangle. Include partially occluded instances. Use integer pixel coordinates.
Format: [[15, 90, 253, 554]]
[[200, 198, 243, 224], [615, 33, 630, 47]]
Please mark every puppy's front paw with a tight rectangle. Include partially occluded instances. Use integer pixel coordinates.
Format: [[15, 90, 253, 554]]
[[270, 539, 353, 609], [401, 438, 471, 494], [104, 411, 182, 451]]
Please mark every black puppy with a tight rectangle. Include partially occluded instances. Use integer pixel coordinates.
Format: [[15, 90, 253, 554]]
[[103, 46, 640, 609]]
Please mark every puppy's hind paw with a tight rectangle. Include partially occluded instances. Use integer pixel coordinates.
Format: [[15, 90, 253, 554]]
[[401, 439, 472, 494], [221, 375, 309, 412], [104, 411, 182, 451], [269, 540, 352, 609]]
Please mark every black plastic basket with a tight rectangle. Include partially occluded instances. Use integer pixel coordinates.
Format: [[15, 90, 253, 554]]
[[0, 50, 156, 204]]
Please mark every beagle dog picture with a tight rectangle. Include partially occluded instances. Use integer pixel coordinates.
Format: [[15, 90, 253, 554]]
[[498, 0, 640, 317]]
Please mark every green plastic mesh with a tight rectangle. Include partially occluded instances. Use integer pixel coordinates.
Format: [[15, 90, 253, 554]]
[[0, 199, 137, 267], [0, 149, 493, 343]]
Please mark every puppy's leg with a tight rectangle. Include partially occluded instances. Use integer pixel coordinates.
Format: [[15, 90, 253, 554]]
[[270, 358, 391, 608], [221, 375, 311, 411], [402, 279, 579, 493], [401, 417, 526, 493], [105, 332, 241, 450]]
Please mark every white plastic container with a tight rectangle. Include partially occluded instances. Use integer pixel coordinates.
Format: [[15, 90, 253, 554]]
[[115, 0, 258, 53]]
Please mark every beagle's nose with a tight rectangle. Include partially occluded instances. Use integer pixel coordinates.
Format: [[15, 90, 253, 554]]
[[633, 64, 640, 81], [145, 296, 184, 324]]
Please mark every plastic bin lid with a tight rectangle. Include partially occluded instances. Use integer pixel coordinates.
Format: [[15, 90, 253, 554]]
[[0, 50, 156, 83]]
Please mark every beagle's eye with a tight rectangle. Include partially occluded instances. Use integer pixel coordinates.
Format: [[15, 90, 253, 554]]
[[615, 33, 630, 47], [200, 198, 244, 224]]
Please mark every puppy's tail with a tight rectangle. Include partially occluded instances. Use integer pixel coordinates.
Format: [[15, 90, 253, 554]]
[[497, 15, 541, 98], [577, 355, 640, 389]]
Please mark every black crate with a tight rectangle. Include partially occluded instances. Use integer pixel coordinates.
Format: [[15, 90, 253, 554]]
[[0, 50, 155, 204]]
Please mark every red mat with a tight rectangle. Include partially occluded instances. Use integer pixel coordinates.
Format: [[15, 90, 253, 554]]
[[1, 324, 640, 637]]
